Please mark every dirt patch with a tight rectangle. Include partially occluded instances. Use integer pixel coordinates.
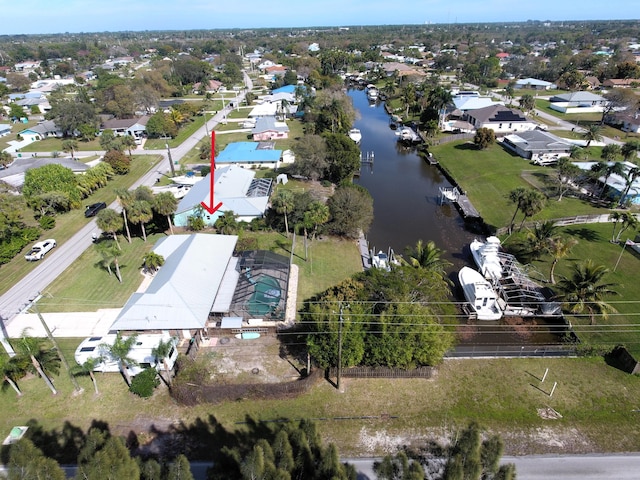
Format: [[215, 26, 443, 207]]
[[202, 335, 304, 384]]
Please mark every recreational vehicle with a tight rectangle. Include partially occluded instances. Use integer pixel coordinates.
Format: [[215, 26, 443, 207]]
[[74, 334, 178, 376]]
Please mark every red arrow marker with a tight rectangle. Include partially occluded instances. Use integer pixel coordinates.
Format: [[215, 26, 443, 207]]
[[200, 131, 223, 214]]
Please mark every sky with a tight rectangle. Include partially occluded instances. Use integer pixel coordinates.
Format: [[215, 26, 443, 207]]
[[1, 0, 639, 35]]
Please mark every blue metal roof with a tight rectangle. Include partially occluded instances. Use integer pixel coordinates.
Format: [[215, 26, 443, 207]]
[[217, 142, 282, 163]]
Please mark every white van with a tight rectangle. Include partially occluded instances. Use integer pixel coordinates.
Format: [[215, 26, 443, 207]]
[[74, 333, 178, 376]]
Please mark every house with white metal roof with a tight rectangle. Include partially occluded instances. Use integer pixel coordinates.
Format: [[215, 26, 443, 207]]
[[173, 164, 272, 227], [514, 78, 557, 90], [109, 234, 239, 337], [549, 92, 608, 113]]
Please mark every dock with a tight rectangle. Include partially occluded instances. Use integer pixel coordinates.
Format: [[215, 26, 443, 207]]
[[438, 187, 480, 218], [425, 152, 438, 165], [358, 233, 371, 269]]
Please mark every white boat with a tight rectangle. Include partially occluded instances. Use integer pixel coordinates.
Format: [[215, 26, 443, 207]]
[[470, 236, 503, 283], [371, 250, 391, 271], [367, 85, 378, 101], [348, 128, 362, 143], [458, 266, 503, 321]]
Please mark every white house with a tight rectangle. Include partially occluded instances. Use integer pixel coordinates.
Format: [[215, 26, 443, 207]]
[[549, 92, 608, 114], [464, 105, 537, 135], [100, 116, 149, 139], [514, 78, 557, 90]]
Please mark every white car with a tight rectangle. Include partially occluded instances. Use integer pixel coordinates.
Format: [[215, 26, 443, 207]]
[[24, 239, 57, 261]]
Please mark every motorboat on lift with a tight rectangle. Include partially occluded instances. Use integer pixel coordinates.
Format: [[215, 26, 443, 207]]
[[458, 266, 503, 321], [470, 236, 503, 283]]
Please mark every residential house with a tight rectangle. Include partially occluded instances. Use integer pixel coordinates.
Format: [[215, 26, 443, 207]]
[[216, 142, 283, 169], [548, 92, 608, 113], [0, 124, 11, 137], [605, 110, 640, 134], [192, 79, 223, 94], [173, 164, 273, 227], [464, 105, 537, 136], [248, 102, 279, 117], [100, 116, 149, 139], [514, 78, 557, 90], [501, 130, 575, 165], [602, 78, 640, 88], [252, 116, 289, 141], [19, 120, 63, 142], [108, 234, 239, 337]]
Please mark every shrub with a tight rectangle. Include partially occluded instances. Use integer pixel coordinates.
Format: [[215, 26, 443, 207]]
[[38, 215, 55, 230], [103, 149, 131, 175], [129, 368, 160, 398]]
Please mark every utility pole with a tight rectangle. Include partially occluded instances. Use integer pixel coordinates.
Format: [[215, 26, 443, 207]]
[[165, 143, 176, 177], [337, 302, 344, 391], [31, 297, 83, 395]]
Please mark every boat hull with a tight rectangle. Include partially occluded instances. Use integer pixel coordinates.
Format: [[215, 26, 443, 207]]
[[458, 266, 503, 321]]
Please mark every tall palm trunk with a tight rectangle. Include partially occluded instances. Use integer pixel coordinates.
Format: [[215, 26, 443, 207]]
[[89, 371, 99, 395], [141, 222, 147, 242], [31, 355, 57, 395], [119, 361, 132, 387], [122, 209, 132, 243], [114, 258, 123, 283], [111, 231, 121, 250], [166, 215, 174, 235], [550, 258, 559, 285], [4, 375, 22, 396]]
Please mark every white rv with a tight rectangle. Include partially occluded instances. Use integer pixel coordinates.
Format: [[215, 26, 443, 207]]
[[74, 333, 178, 376]]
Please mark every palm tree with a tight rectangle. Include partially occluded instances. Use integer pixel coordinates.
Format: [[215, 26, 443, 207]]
[[621, 140, 640, 162], [114, 188, 133, 243], [61, 139, 78, 160], [214, 210, 239, 235], [14, 330, 61, 395], [404, 239, 451, 273], [272, 189, 295, 237], [151, 338, 176, 386], [73, 357, 102, 395], [95, 240, 122, 282], [610, 211, 639, 243], [601, 144, 621, 162], [128, 200, 153, 241], [555, 260, 619, 325], [618, 165, 640, 207], [103, 332, 138, 386], [519, 189, 546, 230], [599, 161, 625, 199], [120, 135, 137, 157], [507, 187, 528, 234], [142, 251, 165, 274], [569, 145, 586, 160], [153, 191, 178, 234], [95, 208, 123, 250], [304, 201, 330, 240], [526, 221, 557, 259], [0, 353, 24, 396], [582, 124, 603, 147], [547, 236, 578, 284]]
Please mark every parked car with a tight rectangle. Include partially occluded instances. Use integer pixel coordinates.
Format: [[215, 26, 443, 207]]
[[24, 239, 56, 261], [84, 202, 107, 218]]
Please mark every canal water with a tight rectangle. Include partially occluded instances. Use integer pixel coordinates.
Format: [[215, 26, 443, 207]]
[[350, 88, 566, 347]]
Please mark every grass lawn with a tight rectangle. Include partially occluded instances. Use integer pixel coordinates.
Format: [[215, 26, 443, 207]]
[[431, 141, 609, 230], [3, 354, 640, 457], [0, 155, 162, 296], [19, 137, 103, 153], [144, 115, 207, 150]]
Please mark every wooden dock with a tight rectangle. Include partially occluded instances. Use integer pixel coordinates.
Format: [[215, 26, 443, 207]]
[[438, 187, 480, 218], [357, 233, 371, 269]]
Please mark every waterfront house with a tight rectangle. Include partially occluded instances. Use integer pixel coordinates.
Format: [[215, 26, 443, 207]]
[[173, 164, 273, 227], [217, 142, 283, 169], [464, 105, 537, 136]]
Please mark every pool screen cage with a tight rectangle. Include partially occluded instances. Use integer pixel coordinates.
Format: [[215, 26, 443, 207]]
[[227, 250, 290, 321]]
